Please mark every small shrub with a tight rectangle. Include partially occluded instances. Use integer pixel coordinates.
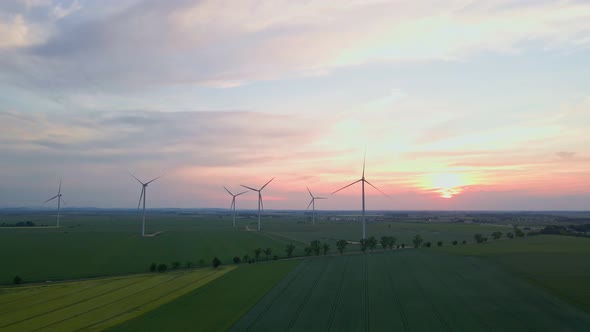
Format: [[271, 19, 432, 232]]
[[13, 276, 22, 285], [212, 257, 221, 268], [149, 262, 157, 272], [437, 241, 443, 247], [273, 255, 278, 260], [157, 264, 168, 273], [425, 242, 431, 248], [452, 240, 458, 245], [462, 240, 467, 245], [171, 261, 181, 269], [233, 256, 241, 264], [401, 244, 405, 248]]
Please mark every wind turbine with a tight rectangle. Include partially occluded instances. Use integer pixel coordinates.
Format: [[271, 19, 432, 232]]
[[44, 180, 65, 228], [331, 154, 389, 239], [224, 187, 248, 228], [306, 187, 327, 225], [241, 177, 274, 231], [130, 173, 161, 237]]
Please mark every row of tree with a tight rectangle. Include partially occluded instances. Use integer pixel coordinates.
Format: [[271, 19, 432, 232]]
[[149, 257, 222, 272]]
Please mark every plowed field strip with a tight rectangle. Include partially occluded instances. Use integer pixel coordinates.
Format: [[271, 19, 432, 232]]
[[327, 256, 350, 332]]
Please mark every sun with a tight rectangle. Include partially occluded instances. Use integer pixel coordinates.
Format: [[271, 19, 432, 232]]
[[421, 173, 471, 199]]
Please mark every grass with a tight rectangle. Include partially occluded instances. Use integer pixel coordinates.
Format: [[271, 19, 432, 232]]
[[437, 234, 590, 314], [110, 260, 301, 332], [231, 250, 590, 331], [0, 213, 295, 284], [0, 211, 505, 284], [0, 267, 233, 331]]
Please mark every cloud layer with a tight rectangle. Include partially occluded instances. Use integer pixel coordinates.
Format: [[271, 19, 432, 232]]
[[0, 0, 589, 210]]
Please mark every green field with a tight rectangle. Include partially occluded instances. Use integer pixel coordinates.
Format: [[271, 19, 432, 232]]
[[0, 212, 505, 284], [438, 235, 590, 314], [112, 260, 301, 332], [0, 214, 297, 284], [0, 267, 233, 331], [3, 211, 590, 331], [230, 250, 590, 331]]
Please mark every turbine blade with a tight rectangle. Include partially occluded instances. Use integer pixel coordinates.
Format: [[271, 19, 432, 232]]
[[231, 197, 235, 210], [365, 179, 391, 199], [316, 197, 328, 199], [44, 195, 59, 203], [224, 186, 233, 196], [146, 176, 161, 185], [260, 177, 275, 190], [362, 150, 366, 178], [241, 185, 258, 191], [60, 197, 67, 206], [331, 179, 362, 195], [129, 172, 144, 185], [58, 180, 62, 195], [235, 191, 248, 196], [137, 187, 145, 211], [306, 198, 313, 211], [307, 186, 313, 198]]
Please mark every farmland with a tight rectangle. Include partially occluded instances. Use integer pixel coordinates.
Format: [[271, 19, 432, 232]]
[[438, 235, 590, 314], [231, 250, 590, 331], [0, 210, 506, 284], [2, 210, 590, 331], [112, 260, 301, 332], [0, 266, 233, 332], [0, 212, 294, 284]]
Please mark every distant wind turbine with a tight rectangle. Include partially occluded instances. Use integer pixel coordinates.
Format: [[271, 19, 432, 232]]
[[130, 173, 161, 237], [44, 180, 65, 228], [306, 187, 327, 225], [241, 178, 275, 231], [224, 187, 248, 228], [332, 153, 389, 239]]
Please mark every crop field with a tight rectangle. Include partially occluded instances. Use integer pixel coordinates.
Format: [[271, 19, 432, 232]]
[[438, 235, 590, 314], [231, 250, 590, 331], [0, 266, 233, 331], [112, 260, 301, 332], [0, 211, 506, 284], [0, 213, 294, 284]]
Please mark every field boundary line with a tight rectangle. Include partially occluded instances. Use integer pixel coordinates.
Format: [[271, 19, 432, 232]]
[[30, 271, 220, 332], [0, 276, 154, 329], [0, 277, 123, 315], [384, 255, 409, 332], [74, 269, 229, 331], [327, 256, 350, 332], [400, 254, 452, 332], [246, 261, 308, 332], [365, 254, 369, 332], [417, 254, 490, 332], [286, 258, 332, 331]]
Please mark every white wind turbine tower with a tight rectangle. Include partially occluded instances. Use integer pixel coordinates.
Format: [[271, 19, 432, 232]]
[[44, 180, 65, 228], [130, 173, 161, 237], [224, 187, 248, 228], [306, 187, 327, 225], [241, 177, 275, 231], [332, 154, 389, 239]]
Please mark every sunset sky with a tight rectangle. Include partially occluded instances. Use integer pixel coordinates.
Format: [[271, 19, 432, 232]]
[[0, 0, 589, 210]]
